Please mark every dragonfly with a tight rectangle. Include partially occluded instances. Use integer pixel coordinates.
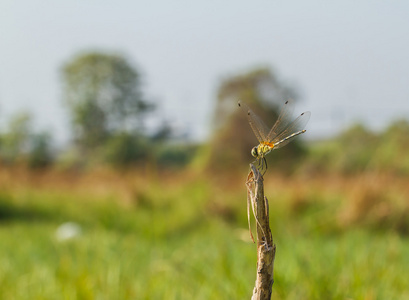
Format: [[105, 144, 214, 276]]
[[238, 99, 311, 174]]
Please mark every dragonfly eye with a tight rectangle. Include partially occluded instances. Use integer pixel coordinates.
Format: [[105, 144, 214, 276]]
[[251, 146, 258, 157]]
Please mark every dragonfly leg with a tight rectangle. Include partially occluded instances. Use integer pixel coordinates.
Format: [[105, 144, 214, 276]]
[[254, 157, 267, 176], [264, 157, 268, 171], [262, 157, 267, 175], [257, 157, 263, 175]]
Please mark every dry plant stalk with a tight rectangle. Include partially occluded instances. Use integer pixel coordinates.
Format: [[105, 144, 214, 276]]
[[246, 164, 276, 300]]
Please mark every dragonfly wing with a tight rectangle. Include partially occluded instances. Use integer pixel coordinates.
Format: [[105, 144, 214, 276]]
[[266, 99, 295, 142], [238, 101, 270, 143], [272, 111, 311, 149]]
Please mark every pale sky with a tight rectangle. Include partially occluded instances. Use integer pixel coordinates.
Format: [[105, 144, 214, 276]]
[[1, 1, 409, 144]]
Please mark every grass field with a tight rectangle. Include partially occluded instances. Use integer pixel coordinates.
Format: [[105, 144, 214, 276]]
[[1, 167, 409, 299]]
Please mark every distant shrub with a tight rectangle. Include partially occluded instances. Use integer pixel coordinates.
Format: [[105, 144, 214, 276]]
[[376, 119, 409, 174], [201, 67, 304, 174], [0, 112, 53, 168], [338, 176, 409, 234], [102, 132, 149, 167], [156, 144, 198, 168], [27, 132, 54, 168], [336, 124, 379, 173], [306, 120, 409, 175]]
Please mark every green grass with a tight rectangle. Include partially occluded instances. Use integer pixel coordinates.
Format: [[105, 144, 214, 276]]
[[1, 176, 409, 299]]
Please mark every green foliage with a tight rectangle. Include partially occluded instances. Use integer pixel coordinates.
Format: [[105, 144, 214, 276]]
[[212, 67, 297, 131], [306, 119, 409, 174], [61, 51, 150, 151], [73, 100, 108, 149], [0, 112, 53, 167], [337, 123, 378, 172], [155, 143, 198, 168], [27, 132, 53, 168], [376, 119, 409, 174], [0, 112, 31, 163], [102, 132, 149, 167]]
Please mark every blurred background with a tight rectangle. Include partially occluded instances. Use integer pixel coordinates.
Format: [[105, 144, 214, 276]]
[[1, 1, 409, 299]]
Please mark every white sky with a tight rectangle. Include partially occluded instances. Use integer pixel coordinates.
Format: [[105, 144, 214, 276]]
[[1, 1, 409, 144]]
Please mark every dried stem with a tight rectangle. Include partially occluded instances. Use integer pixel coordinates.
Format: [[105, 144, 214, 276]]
[[247, 164, 276, 300]]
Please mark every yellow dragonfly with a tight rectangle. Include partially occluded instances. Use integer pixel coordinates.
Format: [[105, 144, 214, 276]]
[[238, 99, 310, 173]]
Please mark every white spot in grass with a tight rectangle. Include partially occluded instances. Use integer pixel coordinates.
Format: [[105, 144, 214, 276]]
[[55, 222, 82, 241]]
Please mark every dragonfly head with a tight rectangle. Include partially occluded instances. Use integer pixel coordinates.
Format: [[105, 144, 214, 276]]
[[251, 146, 259, 158]]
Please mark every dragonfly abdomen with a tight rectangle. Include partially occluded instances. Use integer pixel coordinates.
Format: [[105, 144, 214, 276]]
[[274, 130, 306, 147]]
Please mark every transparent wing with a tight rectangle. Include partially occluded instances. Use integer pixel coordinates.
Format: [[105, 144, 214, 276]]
[[272, 111, 311, 149], [266, 99, 295, 142], [238, 101, 269, 143]]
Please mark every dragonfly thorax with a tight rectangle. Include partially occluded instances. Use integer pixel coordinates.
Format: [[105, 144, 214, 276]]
[[251, 143, 273, 158]]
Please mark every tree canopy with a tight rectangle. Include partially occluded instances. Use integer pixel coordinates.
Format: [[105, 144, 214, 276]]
[[204, 67, 305, 172], [61, 52, 150, 150]]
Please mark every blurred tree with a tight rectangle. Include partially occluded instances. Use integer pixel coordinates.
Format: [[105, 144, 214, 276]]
[[212, 67, 297, 131], [336, 123, 378, 173], [151, 122, 173, 143], [0, 111, 53, 167], [204, 67, 304, 173], [305, 120, 409, 175], [27, 132, 53, 168], [102, 132, 149, 167], [61, 52, 151, 152], [156, 144, 198, 168], [377, 119, 409, 174], [0, 112, 32, 164]]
